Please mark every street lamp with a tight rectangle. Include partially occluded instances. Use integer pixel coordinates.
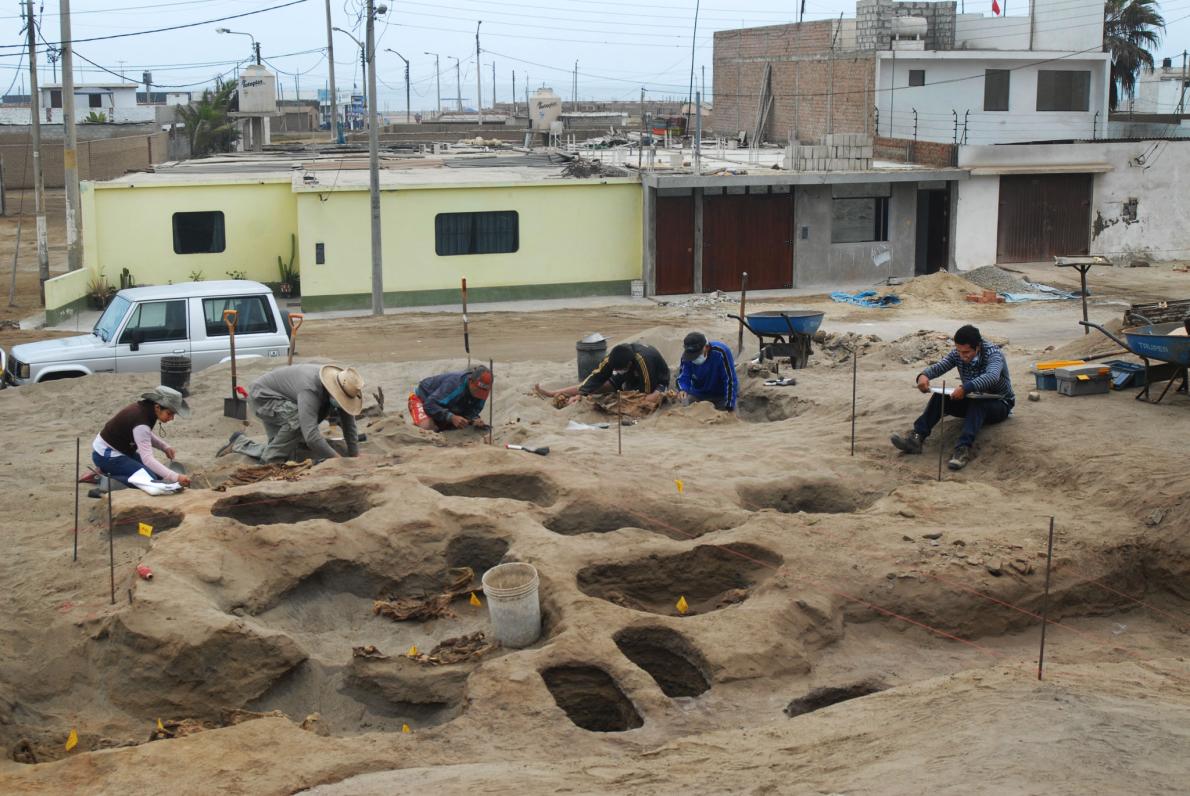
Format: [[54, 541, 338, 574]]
[[424, 52, 441, 118], [332, 26, 366, 111], [385, 49, 410, 124], [448, 55, 462, 112], [216, 27, 260, 65]]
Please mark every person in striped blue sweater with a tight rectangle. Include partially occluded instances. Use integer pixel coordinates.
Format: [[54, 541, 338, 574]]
[[890, 324, 1014, 471]]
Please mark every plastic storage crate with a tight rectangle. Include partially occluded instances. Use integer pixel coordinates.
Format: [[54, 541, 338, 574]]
[[1032, 359, 1085, 390], [1055, 364, 1111, 396]]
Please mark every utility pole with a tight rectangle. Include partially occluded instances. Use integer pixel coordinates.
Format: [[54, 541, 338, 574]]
[[324, 0, 339, 143], [60, 0, 82, 272], [491, 61, 496, 113], [365, 0, 385, 315], [452, 56, 462, 112], [512, 69, 516, 116], [1177, 50, 1188, 116], [25, 0, 49, 301], [573, 60, 578, 112], [475, 21, 483, 124], [424, 52, 440, 118]]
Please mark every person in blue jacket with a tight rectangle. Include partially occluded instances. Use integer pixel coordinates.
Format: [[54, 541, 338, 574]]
[[410, 365, 492, 432], [676, 331, 738, 411]]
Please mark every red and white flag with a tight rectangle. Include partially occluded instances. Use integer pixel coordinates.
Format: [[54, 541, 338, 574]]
[[992, 0, 1001, 14]]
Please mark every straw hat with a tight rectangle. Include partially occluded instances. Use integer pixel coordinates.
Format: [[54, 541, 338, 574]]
[[141, 385, 191, 417], [319, 364, 365, 416]]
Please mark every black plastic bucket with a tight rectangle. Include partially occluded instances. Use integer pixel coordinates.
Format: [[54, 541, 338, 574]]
[[575, 333, 607, 382], [160, 355, 192, 397]]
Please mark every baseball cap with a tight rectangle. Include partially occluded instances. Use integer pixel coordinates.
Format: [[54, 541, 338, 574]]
[[681, 331, 708, 361], [469, 365, 493, 398]]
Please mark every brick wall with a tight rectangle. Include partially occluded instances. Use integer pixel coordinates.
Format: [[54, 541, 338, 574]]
[[713, 22, 876, 145], [873, 135, 956, 166], [0, 131, 176, 189]]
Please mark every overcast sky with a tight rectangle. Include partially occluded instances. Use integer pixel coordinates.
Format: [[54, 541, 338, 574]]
[[2, 0, 1189, 113]]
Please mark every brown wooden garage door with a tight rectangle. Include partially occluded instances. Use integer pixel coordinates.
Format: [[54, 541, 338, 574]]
[[704, 190, 793, 291], [996, 173, 1092, 263], [656, 195, 694, 295]]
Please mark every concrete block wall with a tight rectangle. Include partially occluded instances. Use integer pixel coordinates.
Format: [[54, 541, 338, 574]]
[[785, 133, 874, 170], [713, 22, 876, 145], [873, 135, 956, 166]]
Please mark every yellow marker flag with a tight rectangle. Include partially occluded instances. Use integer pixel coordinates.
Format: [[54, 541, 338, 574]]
[[157, 718, 165, 732], [675, 479, 684, 494], [401, 723, 411, 734], [407, 645, 418, 658], [469, 592, 482, 607], [676, 595, 689, 615], [138, 522, 153, 538], [65, 729, 78, 751]]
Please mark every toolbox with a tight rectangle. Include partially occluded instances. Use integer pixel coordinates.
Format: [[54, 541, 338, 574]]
[[1055, 364, 1111, 396], [1031, 359, 1085, 390]]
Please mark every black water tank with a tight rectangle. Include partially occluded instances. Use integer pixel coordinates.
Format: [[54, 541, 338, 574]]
[[160, 355, 192, 396]]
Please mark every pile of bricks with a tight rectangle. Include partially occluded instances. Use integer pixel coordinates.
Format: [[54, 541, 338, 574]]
[[965, 289, 1006, 304], [785, 133, 874, 171]]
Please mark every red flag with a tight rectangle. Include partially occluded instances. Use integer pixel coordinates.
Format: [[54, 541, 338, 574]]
[[991, 0, 1001, 14]]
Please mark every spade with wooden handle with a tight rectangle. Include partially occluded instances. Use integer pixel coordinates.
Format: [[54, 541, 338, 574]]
[[223, 309, 248, 420], [287, 312, 304, 366]]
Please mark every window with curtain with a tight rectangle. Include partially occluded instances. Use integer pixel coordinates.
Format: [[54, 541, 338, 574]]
[[435, 211, 519, 256]]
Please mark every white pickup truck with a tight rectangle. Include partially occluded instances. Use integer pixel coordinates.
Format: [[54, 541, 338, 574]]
[[2, 280, 293, 386]]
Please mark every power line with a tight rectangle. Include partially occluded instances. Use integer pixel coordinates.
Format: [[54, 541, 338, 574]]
[[0, 0, 309, 50]]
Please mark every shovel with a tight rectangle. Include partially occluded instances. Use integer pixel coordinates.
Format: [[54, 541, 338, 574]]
[[223, 309, 248, 420], [287, 312, 304, 366]]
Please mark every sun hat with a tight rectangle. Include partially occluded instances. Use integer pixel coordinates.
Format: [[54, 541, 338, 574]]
[[681, 331, 708, 362], [141, 385, 191, 417], [319, 364, 365, 416], [468, 365, 493, 398]]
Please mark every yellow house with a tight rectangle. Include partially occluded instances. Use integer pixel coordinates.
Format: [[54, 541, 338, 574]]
[[51, 155, 642, 322]]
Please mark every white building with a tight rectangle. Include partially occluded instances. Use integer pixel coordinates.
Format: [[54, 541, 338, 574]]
[[1127, 60, 1190, 115], [875, 0, 1111, 145]]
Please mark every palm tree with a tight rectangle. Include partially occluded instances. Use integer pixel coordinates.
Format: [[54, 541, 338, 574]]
[[1104, 0, 1165, 111], [174, 79, 240, 157]]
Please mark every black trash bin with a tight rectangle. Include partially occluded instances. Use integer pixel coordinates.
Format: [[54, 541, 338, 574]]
[[160, 355, 192, 397], [575, 332, 607, 382]]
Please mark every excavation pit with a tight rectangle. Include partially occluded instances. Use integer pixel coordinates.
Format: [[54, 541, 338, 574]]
[[445, 534, 510, 578], [784, 680, 888, 717], [252, 561, 489, 662], [736, 393, 815, 423], [113, 507, 183, 536], [428, 473, 558, 507], [541, 665, 643, 733], [737, 477, 879, 514], [544, 499, 739, 540], [614, 627, 710, 698], [248, 659, 462, 736], [576, 543, 782, 616], [211, 485, 373, 525]]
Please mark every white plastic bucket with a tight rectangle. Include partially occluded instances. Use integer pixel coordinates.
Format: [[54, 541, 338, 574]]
[[481, 562, 542, 648]]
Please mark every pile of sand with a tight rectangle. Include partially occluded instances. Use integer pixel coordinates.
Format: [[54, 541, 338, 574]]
[[1045, 317, 1128, 361], [886, 272, 981, 304]]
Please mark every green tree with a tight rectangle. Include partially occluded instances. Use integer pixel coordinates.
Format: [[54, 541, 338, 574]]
[[1105, 0, 1165, 111], [174, 79, 240, 157]]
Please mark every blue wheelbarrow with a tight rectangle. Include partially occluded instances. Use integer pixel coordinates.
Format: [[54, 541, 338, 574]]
[[1081, 318, 1189, 403], [728, 310, 825, 369]]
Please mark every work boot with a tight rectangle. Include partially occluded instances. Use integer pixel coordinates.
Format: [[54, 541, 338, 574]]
[[890, 429, 924, 454], [948, 445, 972, 471], [216, 431, 244, 458]]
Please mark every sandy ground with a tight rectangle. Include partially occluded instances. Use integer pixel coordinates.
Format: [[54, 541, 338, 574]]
[[0, 201, 1188, 794]]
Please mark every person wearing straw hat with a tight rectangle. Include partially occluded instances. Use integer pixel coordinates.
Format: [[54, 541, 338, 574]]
[[219, 363, 365, 462], [93, 386, 192, 488], [410, 365, 492, 432]]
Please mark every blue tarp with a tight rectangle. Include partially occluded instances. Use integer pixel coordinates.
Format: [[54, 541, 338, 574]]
[[1000, 282, 1078, 303], [830, 290, 902, 308]]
